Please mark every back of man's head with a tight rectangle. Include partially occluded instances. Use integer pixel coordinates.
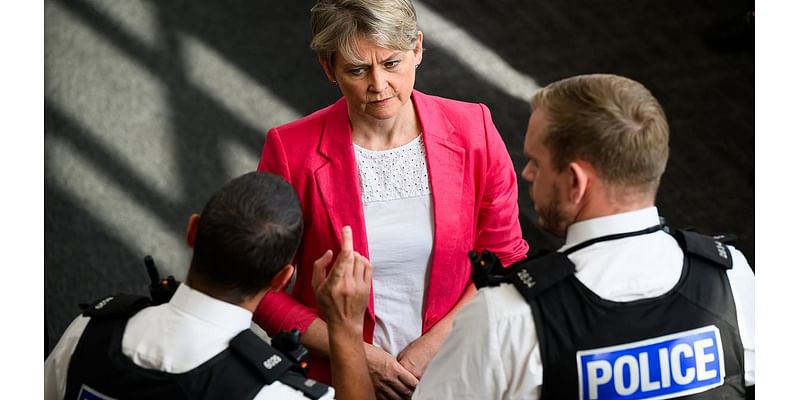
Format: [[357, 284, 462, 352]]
[[532, 74, 669, 197], [189, 172, 303, 304]]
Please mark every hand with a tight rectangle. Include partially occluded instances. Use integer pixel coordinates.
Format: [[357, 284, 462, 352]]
[[311, 226, 372, 328], [396, 331, 446, 379], [396, 283, 475, 379], [365, 344, 419, 400], [312, 226, 377, 400]]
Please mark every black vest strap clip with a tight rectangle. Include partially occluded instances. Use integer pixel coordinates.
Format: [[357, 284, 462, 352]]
[[229, 330, 329, 399], [470, 249, 508, 289]]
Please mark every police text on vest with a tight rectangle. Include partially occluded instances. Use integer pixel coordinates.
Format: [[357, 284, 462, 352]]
[[576, 325, 725, 399]]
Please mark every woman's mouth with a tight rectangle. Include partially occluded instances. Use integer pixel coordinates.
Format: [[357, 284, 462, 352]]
[[370, 96, 393, 106]]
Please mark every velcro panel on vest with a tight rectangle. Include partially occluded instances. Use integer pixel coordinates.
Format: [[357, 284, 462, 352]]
[[81, 294, 151, 318], [509, 252, 576, 303], [677, 229, 733, 269], [229, 330, 293, 384]]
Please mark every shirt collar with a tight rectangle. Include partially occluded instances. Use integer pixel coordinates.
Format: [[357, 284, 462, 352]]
[[560, 207, 662, 251], [169, 283, 253, 331]]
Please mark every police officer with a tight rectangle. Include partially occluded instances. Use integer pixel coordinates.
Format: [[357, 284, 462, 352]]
[[413, 74, 755, 399], [44, 172, 352, 399]]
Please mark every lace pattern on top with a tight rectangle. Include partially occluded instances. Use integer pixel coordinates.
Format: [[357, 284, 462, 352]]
[[354, 135, 431, 204]]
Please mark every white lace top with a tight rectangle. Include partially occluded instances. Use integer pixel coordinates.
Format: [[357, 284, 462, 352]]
[[354, 135, 434, 356]]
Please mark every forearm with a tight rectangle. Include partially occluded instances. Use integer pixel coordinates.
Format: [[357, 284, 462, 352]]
[[329, 324, 374, 400], [300, 317, 332, 358], [397, 284, 479, 380], [427, 283, 477, 339]]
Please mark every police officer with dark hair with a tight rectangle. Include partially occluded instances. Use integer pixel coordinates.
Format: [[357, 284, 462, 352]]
[[413, 74, 755, 399], [44, 172, 342, 399]]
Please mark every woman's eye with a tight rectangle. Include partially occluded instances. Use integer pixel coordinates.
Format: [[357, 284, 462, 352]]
[[348, 68, 366, 76]]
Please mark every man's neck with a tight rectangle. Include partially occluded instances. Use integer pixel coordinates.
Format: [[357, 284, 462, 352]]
[[238, 293, 267, 313], [184, 278, 265, 313], [573, 184, 655, 224]]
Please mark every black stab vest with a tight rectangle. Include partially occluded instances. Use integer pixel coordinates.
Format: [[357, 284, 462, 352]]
[[64, 294, 329, 400], [506, 229, 746, 399]]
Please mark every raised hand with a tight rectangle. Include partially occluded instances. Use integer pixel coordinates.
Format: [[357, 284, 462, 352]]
[[312, 226, 372, 328], [312, 226, 376, 400]]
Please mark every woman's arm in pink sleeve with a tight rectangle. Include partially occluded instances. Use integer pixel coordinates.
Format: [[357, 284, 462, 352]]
[[253, 290, 320, 335], [253, 128, 325, 340], [475, 104, 529, 266], [258, 128, 291, 178]]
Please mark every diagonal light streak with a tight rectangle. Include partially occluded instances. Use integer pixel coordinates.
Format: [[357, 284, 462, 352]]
[[82, 0, 162, 49], [46, 0, 183, 204], [46, 135, 189, 278], [179, 33, 302, 137], [415, 1, 540, 103]]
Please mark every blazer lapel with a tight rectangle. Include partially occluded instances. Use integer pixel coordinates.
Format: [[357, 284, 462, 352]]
[[314, 98, 370, 257], [413, 91, 466, 319], [314, 98, 376, 325]]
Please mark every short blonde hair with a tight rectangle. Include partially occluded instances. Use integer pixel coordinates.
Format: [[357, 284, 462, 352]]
[[310, 0, 418, 67], [532, 74, 669, 195]]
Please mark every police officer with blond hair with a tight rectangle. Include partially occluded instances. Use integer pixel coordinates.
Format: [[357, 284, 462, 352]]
[[413, 74, 755, 399]]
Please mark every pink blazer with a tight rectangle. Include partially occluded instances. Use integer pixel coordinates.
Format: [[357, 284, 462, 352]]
[[254, 90, 528, 383]]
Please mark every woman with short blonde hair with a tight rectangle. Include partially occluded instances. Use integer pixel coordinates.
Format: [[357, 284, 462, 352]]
[[255, 1, 529, 398]]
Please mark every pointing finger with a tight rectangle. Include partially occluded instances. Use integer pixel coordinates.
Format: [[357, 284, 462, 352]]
[[341, 225, 353, 253]]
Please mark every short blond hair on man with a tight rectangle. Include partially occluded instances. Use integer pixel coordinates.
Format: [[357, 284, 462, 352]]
[[310, 0, 419, 68], [531, 74, 670, 197]]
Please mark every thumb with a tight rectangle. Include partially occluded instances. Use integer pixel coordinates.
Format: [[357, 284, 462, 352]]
[[311, 250, 333, 290]]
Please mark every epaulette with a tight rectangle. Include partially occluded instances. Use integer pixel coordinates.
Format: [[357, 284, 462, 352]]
[[673, 229, 734, 270], [709, 233, 738, 247], [507, 252, 576, 303], [470, 248, 565, 289], [674, 226, 738, 247], [229, 330, 329, 399], [80, 294, 152, 318]]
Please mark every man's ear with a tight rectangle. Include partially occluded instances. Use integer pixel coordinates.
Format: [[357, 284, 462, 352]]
[[185, 214, 200, 248], [318, 56, 336, 83], [567, 161, 591, 205], [269, 265, 295, 292]]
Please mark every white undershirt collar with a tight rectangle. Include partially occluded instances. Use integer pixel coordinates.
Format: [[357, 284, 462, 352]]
[[170, 283, 253, 331]]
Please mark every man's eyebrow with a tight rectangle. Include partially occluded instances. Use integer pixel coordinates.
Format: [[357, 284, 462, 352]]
[[523, 149, 536, 162]]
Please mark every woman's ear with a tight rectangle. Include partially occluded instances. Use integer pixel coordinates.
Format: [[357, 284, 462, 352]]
[[185, 214, 200, 248], [318, 56, 336, 83], [414, 31, 424, 66]]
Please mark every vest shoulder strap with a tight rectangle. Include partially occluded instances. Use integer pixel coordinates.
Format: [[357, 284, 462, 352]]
[[81, 294, 152, 318], [508, 252, 575, 303], [228, 330, 330, 399], [674, 228, 734, 270]]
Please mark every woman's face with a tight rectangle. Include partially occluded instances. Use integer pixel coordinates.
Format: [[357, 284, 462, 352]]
[[322, 32, 423, 123]]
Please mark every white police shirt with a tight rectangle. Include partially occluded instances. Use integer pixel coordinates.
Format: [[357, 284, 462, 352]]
[[412, 207, 755, 399], [44, 284, 335, 400]]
